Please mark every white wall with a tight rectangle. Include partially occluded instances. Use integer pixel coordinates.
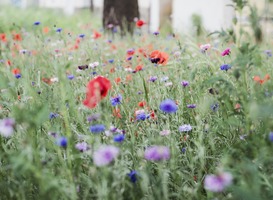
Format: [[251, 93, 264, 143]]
[[172, 0, 234, 33]]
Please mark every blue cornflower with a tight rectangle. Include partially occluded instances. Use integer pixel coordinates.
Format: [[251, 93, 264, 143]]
[[153, 31, 160, 35], [127, 56, 132, 61], [108, 59, 114, 64], [181, 147, 187, 153], [49, 112, 59, 119], [56, 136, 67, 148], [67, 75, 74, 80], [269, 132, 273, 142], [79, 34, 85, 38], [113, 134, 125, 142], [56, 28, 62, 33], [179, 124, 192, 132], [220, 64, 231, 71], [210, 103, 219, 112], [136, 113, 149, 121], [159, 99, 178, 113], [110, 94, 122, 106], [33, 21, 40, 25], [128, 170, 138, 183], [15, 74, 22, 79], [90, 124, 105, 133]]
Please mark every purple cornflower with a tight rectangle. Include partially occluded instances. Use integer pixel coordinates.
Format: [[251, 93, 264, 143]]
[[113, 134, 125, 142], [160, 99, 178, 113], [56, 136, 67, 148], [75, 142, 90, 152], [149, 76, 158, 82], [127, 48, 134, 54], [87, 113, 100, 122], [93, 145, 119, 166], [144, 146, 170, 161], [90, 124, 105, 133], [210, 103, 219, 112], [269, 132, 273, 142], [221, 48, 231, 56], [110, 94, 122, 106], [220, 64, 231, 71], [179, 124, 192, 132], [49, 112, 59, 119], [264, 50, 272, 57], [128, 170, 138, 183], [0, 118, 15, 137], [67, 75, 74, 80], [48, 132, 58, 138], [204, 172, 233, 192], [181, 81, 189, 87], [153, 31, 160, 35], [19, 49, 28, 54], [187, 104, 196, 108]]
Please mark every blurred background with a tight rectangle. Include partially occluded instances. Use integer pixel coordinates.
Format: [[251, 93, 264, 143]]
[[0, 0, 273, 37]]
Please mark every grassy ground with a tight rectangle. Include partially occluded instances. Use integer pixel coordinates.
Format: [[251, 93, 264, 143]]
[[0, 5, 273, 200]]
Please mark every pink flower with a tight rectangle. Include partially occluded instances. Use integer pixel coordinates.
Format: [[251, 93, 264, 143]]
[[160, 130, 171, 136], [221, 48, 231, 56], [0, 118, 15, 137], [144, 146, 170, 161], [93, 145, 119, 166], [200, 43, 211, 52], [204, 172, 233, 192]]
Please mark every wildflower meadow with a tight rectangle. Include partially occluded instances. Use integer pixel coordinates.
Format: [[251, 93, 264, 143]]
[[0, 5, 273, 200]]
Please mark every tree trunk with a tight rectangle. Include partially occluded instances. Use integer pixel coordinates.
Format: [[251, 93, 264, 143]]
[[90, 0, 94, 12], [103, 0, 139, 35]]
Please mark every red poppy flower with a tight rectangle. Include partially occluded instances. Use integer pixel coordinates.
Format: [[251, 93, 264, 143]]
[[138, 101, 146, 107], [83, 76, 111, 108], [0, 33, 7, 42], [12, 68, 20, 75], [13, 33, 22, 41], [113, 108, 122, 119], [6, 60, 12, 66], [93, 31, 101, 39], [43, 27, 50, 34], [115, 77, 121, 84], [253, 74, 270, 84], [135, 65, 143, 72], [150, 50, 169, 65], [136, 20, 145, 28]]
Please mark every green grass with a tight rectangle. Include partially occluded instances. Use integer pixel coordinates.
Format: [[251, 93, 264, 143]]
[[0, 5, 273, 200]]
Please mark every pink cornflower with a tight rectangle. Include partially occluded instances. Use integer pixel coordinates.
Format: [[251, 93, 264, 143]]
[[221, 48, 231, 56]]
